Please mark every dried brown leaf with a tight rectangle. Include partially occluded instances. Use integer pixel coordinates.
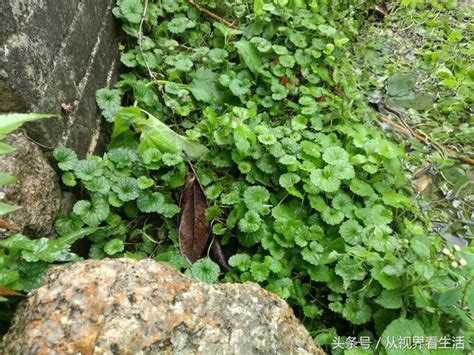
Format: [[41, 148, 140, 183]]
[[210, 240, 230, 271], [0, 286, 25, 297], [413, 174, 432, 193], [375, 2, 388, 17], [178, 172, 209, 263]]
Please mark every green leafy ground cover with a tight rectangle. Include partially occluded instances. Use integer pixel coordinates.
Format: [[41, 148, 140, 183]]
[[1, 0, 473, 352]]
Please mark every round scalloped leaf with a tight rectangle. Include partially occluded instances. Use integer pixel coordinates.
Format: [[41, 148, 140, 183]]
[[118, 0, 144, 23], [375, 289, 403, 309], [349, 178, 375, 197], [238, 211, 262, 233], [381, 319, 426, 355], [321, 207, 345, 226], [322, 146, 349, 165], [310, 167, 341, 193], [108, 148, 139, 168], [112, 177, 140, 202], [104, 239, 125, 256], [335, 256, 367, 287], [137, 191, 164, 213], [188, 258, 220, 284], [250, 261, 270, 282], [61, 172, 77, 187], [73, 197, 109, 227], [84, 176, 111, 194], [279, 173, 301, 189], [96, 88, 122, 112], [331, 192, 352, 211], [332, 161, 355, 180], [54, 147, 78, 171], [342, 296, 372, 325], [74, 159, 103, 181], [243, 186, 270, 212], [167, 16, 196, 34], [339, 219, 363, 245], [137, 176, 154, 189], [157, 203, 180, 218]]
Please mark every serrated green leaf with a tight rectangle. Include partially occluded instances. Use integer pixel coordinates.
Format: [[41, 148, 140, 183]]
[[84, 176, 111, 194], [250, 261, 270, 282], [243, 186, 270, 213], [371, 263, 401, 290], [73, 197, 109, 227], [410, 237, 430, 258], [335, 256, 366, 287], [322, 146, 349, 164], [339, 219, 363, 245], [321, 206, 344, 225], [188, 258, 220, 284], [137, 176, 154, 189], [381, 319, 427, 355], [207, 48, 228, 63], [96, 88, 121, 121], [437, 288, 462, 307], [53, 147, 78, 171], [188, 68, 224, 104], [167, 16, 195, 34], [136, 191, 164, 213], [382, 192, 412, 208], [289, 31, 307, 48], [61, 172, 77, 187], [238, 211, 261, 233], [229, 253, 251, 270], [158, 203, 180, 218], [310, 167, 341, 193], [108, 148, 139, 168], [119, 0, 144, 23], [349, 178, 375, 197], [112, 177, 140, 201], [375, 289, 403, 309], [342, 296, 372, 325], [104, 239, 125, 255], [74, 159, 103, 181]]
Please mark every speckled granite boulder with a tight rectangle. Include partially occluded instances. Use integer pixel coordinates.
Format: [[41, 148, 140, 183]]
[[0, 132, 61, 237], [1, 258, 324, 355]]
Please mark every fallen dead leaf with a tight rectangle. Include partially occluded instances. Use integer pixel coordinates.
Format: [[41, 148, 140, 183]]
[[413, 174, 432, 193], [0, 286, 25, 297], [210, 239, 230, 271], [178, 172, 209, 263], [375, 1, 388, 17]]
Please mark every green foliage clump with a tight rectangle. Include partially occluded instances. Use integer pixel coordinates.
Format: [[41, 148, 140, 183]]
[[63, 1, 470, 350], [2, 1, 473, 351]]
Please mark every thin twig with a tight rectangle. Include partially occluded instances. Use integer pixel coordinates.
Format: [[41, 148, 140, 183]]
[[379, 115, 428, 144], [379, 115, 474, 166], [138, 0, 156, 80], [186, 0, 237, 29]]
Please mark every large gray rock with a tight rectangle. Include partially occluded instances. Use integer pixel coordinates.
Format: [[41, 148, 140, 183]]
[[0, 133, 61, 237], [0, 0, 120, 157], [1, 259, 324, 354]]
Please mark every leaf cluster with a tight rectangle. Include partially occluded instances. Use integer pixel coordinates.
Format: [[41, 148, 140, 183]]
[[4, 1, 471, 351], [86, 0, 474, 350]]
